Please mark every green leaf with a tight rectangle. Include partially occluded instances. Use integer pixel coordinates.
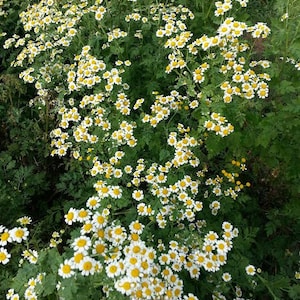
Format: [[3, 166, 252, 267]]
[[6, 160, 16, 170], [42, 273, 57, 296], [288, 284, 300, 299], [159, 149, 170, 162], [59, 278, 78, 299]]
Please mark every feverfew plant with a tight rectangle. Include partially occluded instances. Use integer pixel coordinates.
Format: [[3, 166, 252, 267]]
[[2, 0, 290, 299]]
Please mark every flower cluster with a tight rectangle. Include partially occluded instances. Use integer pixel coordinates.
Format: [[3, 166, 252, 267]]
[[187, 16, 271, 104], [7, 0, 91, 66], [61, 197, 239, 299], [204, 112, 234, 137], [2, 0, 275, 299], [142, 91, 187, 127], [7, 273, 45, 300], [153, 4, 195, 75], [0, 218, 31, 265], [205, 158, 250, 203]]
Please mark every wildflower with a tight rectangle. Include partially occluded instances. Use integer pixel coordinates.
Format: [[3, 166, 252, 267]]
[[17, 216, 32, 226], [79, 256, 97, 276], [6, 289, 19, 300], [95, 6, 106, 21], [92, 212, 108, 228], [64, 208, 77, 225], [110, 186, 123, 199], [115, 277, 133, 296], [93, 241, 106, 256], [159, 253, 171, 265], [216, 240, 229, 254], [183, 293, 199, 300], [222, 272, 232, 282], [58, 260, 74, 278], [189, 100, 199, 109], [86, 196, 100, 210], [132, 190, 144, 201], [10, 294, 20, 300], [0, 229, 11, 246], [106, 262, 121, 278], [205, 231, 219, 243], [210, 200, 221, 211], [213, 186, 222, 196], [129, 220, 144, 234], [22, 249, 38, 264], [0, 247, 11, 264], [72, 236, 91, 252], [76, 208, 91, 222], [124, 165, 133, 174], [111, 225, 127, 245], [10, 227, 29, 243], [203, 259, 217, 272], [245, 264, 256, 276], [222, 221, 233, 232], [24, 287, 37, 299]]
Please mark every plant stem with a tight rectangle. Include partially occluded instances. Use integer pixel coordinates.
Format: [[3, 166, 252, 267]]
[[257, 274, 280, 300]]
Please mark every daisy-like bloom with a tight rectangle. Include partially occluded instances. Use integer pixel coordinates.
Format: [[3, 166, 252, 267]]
[[76, 208, 91, 222], [113, 168, 123, 178], [95, 6, 106, 21], [64, 208, 77, 225], [106, 261, 122, 278], [189, 99, 199, 109], [132, 190, 144, 201], [115, 277, 134, 296], [189, 265, 200, 279], [0, 228, 11, 246], [205, 231, 219, 244], [110, 225, 127, 245], [10, 227, 29, 243], [129, 220, 144, 234], [6, 288, 16, 299], [0, 247, 11, 264], [159, 253, 171, 265], [109, 186, 122, 199], [72, 236, 91, 252], [81, 221, 93, 235], [203, 258, 218, 272], [17, 216, 32, 226], [24, 286, 37, 300], [124, 165, 133, 174], [245, 264, 256, 276], [86, 196, 100, 210], [210, 200, 220, 211], [92, 211, 108, 228], [193, 68, 205, 83], [58, 259, 74, 278], [10, 294, 20, 300], [222, 221, 233, 232], [183, 292, 199, 300], [216, 240, 229, 254], [22, 249, 38, 264], [71, 251, 85, 267], [212, 186, 222, 196], [93, 241, 106, 256], [137, 203, 154, 216], [222, 272, 232, 282], [79, 256, 97, 276]]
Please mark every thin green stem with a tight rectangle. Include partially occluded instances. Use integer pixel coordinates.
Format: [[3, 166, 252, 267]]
[[257, 274, 281, 300]]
